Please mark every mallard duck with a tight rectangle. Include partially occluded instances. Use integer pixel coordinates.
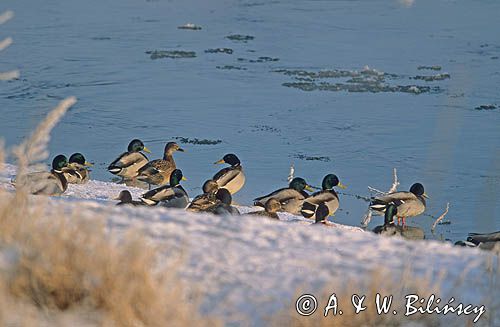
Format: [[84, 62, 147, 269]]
[[301, 174, 346, 220], [108, 139, 151, 180], [213, 153, 245, 194], [114, 190, 144, 206], [137, 142, 184, 186], [467, 231, 500, 251], [370, 182, 428, 226], [254, 177, 314, 215], [186, 179, 219, 212], [312, 203, 333, 225], [372, 204, 425, 240], [247, 198, 281, 219], [207, 188, 240, 216], [140, 169, 188, 208], [14, 154, 69, 195], [62, 153, 92, 184]]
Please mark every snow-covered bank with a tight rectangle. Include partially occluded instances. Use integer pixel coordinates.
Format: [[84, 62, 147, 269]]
[[1, 164, 498, 325]]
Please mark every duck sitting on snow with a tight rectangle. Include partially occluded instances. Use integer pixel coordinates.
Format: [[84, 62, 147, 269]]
[[140, 169, 188, 208], [372, 204, 424, 240], [206, 188, 240, 216], [108, 139, 151, 180], [115, 190, 144, 206], [254, 177, 314, 215], [187, 179, 219, 212], [137, 142, 184, 186], [63, 152, 92, 184], [213, 153, 245, 194], [13, 154, 69, 196], [370, 182, 428, 226], [301, 174, 346, 220], [466, 231, 500, 251], [247, 198, 281, 219]]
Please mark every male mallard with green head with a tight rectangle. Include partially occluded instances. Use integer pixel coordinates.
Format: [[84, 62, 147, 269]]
[[63, 152, 92, 184], [213, 153, 245, 194], [254, 177, 314, 215], [14, 154, 69, 196], [137, 142, 184, 186], [108, 139, 151, 180], [370, 182, 428, 226], [301, 174, 346, 220], [140, 169, 188, 208]]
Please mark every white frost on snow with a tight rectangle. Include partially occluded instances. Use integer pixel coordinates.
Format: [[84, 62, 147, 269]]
[[0, 164, 498, 325]]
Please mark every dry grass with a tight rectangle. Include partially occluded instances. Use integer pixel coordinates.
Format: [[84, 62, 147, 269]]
[[0, 99, 219, 326], [270, 264, 498, 327]]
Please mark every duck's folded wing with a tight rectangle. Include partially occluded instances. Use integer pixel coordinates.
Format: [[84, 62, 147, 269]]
[[213, 167, 241, 185], [468, 231, 500, 243], [109, 152, 147, 170], [255, 188, 305, 206], [306, 190, 338, 205]]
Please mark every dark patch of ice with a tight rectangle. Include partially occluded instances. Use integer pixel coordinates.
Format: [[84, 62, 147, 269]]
[[226, 34, 255, 42], [216, 65, 247, 70], [292, 154, 331, 162], [177, 23, 202, 30], [411, 73, 450, 82], [417, 65, 442, 71], [146, 50, 196, 59], [205, 48, 234, 55], [173, 137, 222, 145], [474, 104, 497, 111]]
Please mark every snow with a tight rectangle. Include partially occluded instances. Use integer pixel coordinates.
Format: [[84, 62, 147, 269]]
[[0, 164, 498, 325]]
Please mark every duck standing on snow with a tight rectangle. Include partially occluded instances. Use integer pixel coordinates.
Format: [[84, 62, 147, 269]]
[[372, 204, 424, 240], [63, 152, 92, 184], [137, 142, 184, 186], [115, 190, 144, 206], [254, 177, 314, 215], [207, 188, 240, 216], [247, 198, 281, 219], [301, 174, 346, 220], [213, 153, 245, 194], [14, 154, 69, 196], [140, 169, 188, 208], [187, 179, 219, 212], [108, 139, 151, 180], [370, 182, 428, 226]]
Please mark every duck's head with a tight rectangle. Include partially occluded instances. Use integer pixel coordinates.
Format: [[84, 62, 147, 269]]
[[322, 174, 347, 190], [202, 179, 219, 194], [384, 204, 398, 225], [128, 139, 151, 153], [52, 154, 68, 173], [265, 198, 281, 214], [216, 188, 232, 205], [289, 177, 314, 192], [165, 142, 184, 154], [214, 153, 241, 167], [410, 183, 428, 199], [115, 190, 132, 203], [315, 203, 330, 224], [169, 169, 187, 186], [69, 153, 93, 167]]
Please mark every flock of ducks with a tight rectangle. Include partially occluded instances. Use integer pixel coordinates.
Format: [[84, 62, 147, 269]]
[[11, 139, 499, 246]]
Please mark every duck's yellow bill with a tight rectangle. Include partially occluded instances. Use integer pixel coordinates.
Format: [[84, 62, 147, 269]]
[[181, 176, 187, 181], [305, 185, 315, 192], [143, 146, 151, 153], [84, 161, 93, 167], [338, 182, 347, 189], [423, 193, 429, 199], [214, 159, 225, 164]]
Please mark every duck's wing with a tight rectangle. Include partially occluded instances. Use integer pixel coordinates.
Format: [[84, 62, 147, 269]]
[[213, 166, 243, 186], [187, 193, 217, 211], [108, 151, 148, 173], [18, 171, 64, 195], [62, 164, 89, 184], [254, 188, 304, 207], [370, 191, 418, 212], [468, 231, 500, 244]]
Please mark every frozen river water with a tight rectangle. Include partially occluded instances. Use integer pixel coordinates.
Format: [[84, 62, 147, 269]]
[[0, 0, 499, 242]]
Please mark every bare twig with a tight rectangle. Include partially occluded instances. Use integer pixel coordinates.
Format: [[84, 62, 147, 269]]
[[0, 70, 19, 80], [362, 168, 399, 227], [0, 10, 14, 25], [0, 37, 12, 51], [431, 202, 450, 233], [287, 164, 294, 183], [388, 168, 399, 193]]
